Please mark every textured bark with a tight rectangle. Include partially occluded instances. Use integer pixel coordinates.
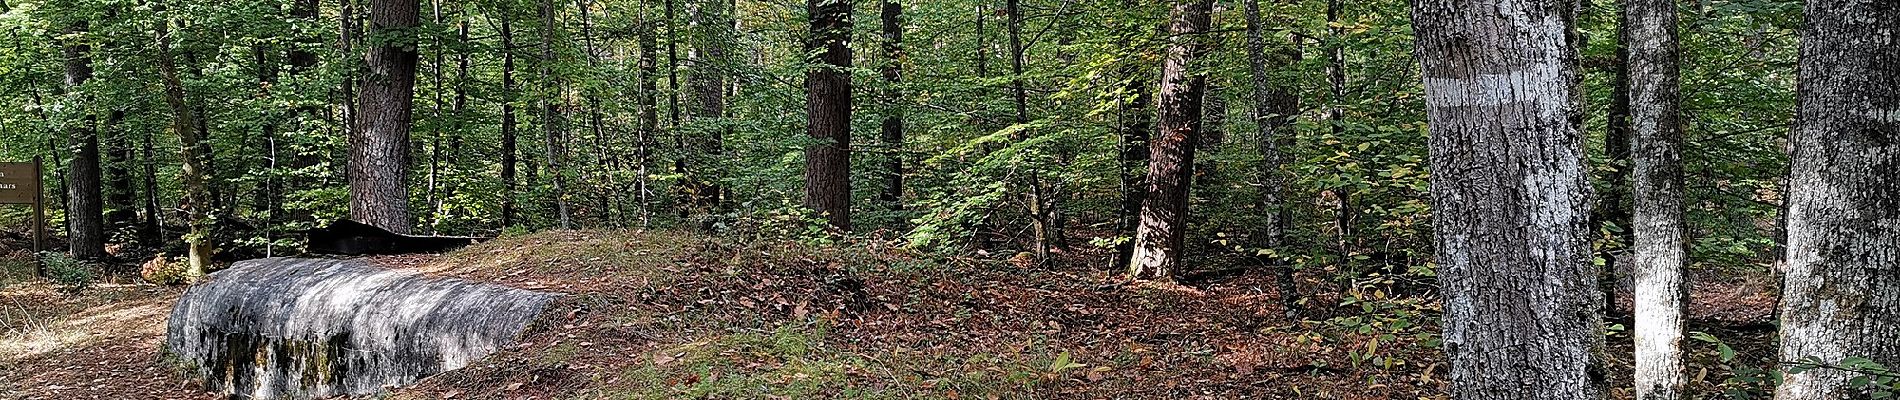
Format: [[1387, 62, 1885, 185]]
[[539, 0, 571, 229], [61, 21, 105, 261], [804, 0, 853, 232], [1245, 0, 1301, 318], [879, 0, 905, 208], [350, 0, 419, 234], [1128, 0, 1213, 281], [682, 0, 729, 215], [1411, 0, 1606, 398], [1775, 0, 1900, 398], [500, 19, 520, 227], [155, 17, 215, 276], [635, 0, 659, 227], [1625, 0, 1687, 397]]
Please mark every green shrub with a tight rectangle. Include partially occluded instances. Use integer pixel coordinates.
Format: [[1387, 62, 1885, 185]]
[[39, 251, 95, 293]]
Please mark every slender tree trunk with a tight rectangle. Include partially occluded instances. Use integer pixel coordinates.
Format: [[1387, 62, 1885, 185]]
[[1775, 1, 1900, 398], [1599, 0, 1634, 309], [1325, 0, 1354, 270], [1412, 0, 1605, 398], [155, 13, 214, 277], [1004, 0, 1050, 262], [539, 0, 572, 229], [636, 0, 659, 228], [1128, 0, 1213, 281], [1245, 0, 1301, 318], [878, 0, 904, 209], [61, 20, 105, 260], [684, 0, 728, 216], [1626, 0, 1687, 397], [1113, 57, 1153, 270], [425, 0, 445, 233], [103, 110, 134, 230], [351, 0, 419, 234], [500, 19, 520, 228], [804, 0, 853, 232]]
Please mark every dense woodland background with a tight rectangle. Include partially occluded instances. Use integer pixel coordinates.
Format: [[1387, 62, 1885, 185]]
[[4, 0, 1874, 398]]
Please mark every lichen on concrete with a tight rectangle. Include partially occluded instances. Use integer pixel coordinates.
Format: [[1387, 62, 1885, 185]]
[[164, 257, 558, 399]]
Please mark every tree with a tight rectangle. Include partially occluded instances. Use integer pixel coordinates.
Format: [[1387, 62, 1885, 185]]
[[1411, 0, 1605, 398], [1775, 0, 1900, 398], [350, 0, 420, 233], [1127, 0, 1213, 281], [804, 0, 852, 232], [1245, 0, 1301, 318], [154, 9, 214, 276], [1625, 0, 1687, 396], [878, 0, 903, 208], [682, 0, 729, 216], [539, 0, 571, 229], [500, 17, 521, 228], [60, 20, 104, 260]]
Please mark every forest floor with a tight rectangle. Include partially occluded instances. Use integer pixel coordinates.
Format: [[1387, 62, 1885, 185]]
[[0, 230, 1779, 399]]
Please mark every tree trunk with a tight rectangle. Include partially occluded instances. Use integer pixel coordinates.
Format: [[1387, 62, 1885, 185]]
[[683, 0, 728, 216], [1128, 0, 1213, 281], [350, 0, 419, 234], [500, 19, 519, 228], [61, 20, 105, 260], [1113, 56, 1152, 271], [1775, 0, 1900, 398], [155, 14, 215, 277], [103, 110, 135, 231], [635, 0, 659, 228], [1598, 0, 1634, 311], [1005, 0, 1050, 262], [1245, 0, 1301, 318], [1625, 0, 1687, 397], [804, 0, 853, 232], [539, 0, 571, 229], [878, 0, 904, 209], [1411, 0, 1605, 398]]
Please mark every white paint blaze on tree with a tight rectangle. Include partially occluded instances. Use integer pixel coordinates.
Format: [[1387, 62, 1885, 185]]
[[1410, 0, 1606, 398], [1775, 0, 1900, 399], [1625, 0, 1688, 397]]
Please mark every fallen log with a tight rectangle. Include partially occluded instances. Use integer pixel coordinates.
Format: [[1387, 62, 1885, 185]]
[[165, 257, 557, 399]]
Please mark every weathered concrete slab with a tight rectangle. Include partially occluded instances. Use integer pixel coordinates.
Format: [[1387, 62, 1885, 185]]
[[165, 258, 557, 399]]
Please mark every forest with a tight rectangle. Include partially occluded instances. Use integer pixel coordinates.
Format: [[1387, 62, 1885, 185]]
[[0, 0, 1894, 398]]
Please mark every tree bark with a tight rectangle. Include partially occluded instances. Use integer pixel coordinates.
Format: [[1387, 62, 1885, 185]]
[[635, 0, 659, 228], [804, 0, 853, 232], [1775, 0, 1900, 398], [350, 0, 419, 234], [539, 0, 572, 229], [103, 110, 134, 231], [1005, 0, 1051, 262], [1128, 0, 1213, 281], [878, 0, 904, 208], [500, 19, 520, 228], [1411, 0, 1606, 398], [1625, 0, 1687, 397], [683, 0, 729, 216], [155, 14, 215, 277], [61, 20, 105, 260], [1245, 0, 1301, 318]]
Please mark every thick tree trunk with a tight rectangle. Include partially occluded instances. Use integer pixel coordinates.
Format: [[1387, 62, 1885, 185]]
[[500, 20, 519, 228], [1245, 0, 1301, 318], [878, 0, 904, 208], [61, 21, 105, 260], [539, 0, 571, 229], [1128, 0, 1213, 281], [1411, 0, 1606, 398], [1625, 0, 1687, 397], [1775, 1, 1900, 398], [804, 0, 853, 232], [350, 0, 419, 234]]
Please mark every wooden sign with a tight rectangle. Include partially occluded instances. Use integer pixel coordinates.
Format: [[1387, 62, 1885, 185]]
[[0, 161, 40, 204]]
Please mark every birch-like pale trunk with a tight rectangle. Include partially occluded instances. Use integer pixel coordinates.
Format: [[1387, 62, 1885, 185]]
[[1775, 0, 1900, 398], [1411, 0, 1606, 398], [1625, 0, 1687, 397]]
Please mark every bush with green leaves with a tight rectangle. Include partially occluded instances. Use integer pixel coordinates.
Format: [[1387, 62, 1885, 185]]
[[39, 251, 95, 293]]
